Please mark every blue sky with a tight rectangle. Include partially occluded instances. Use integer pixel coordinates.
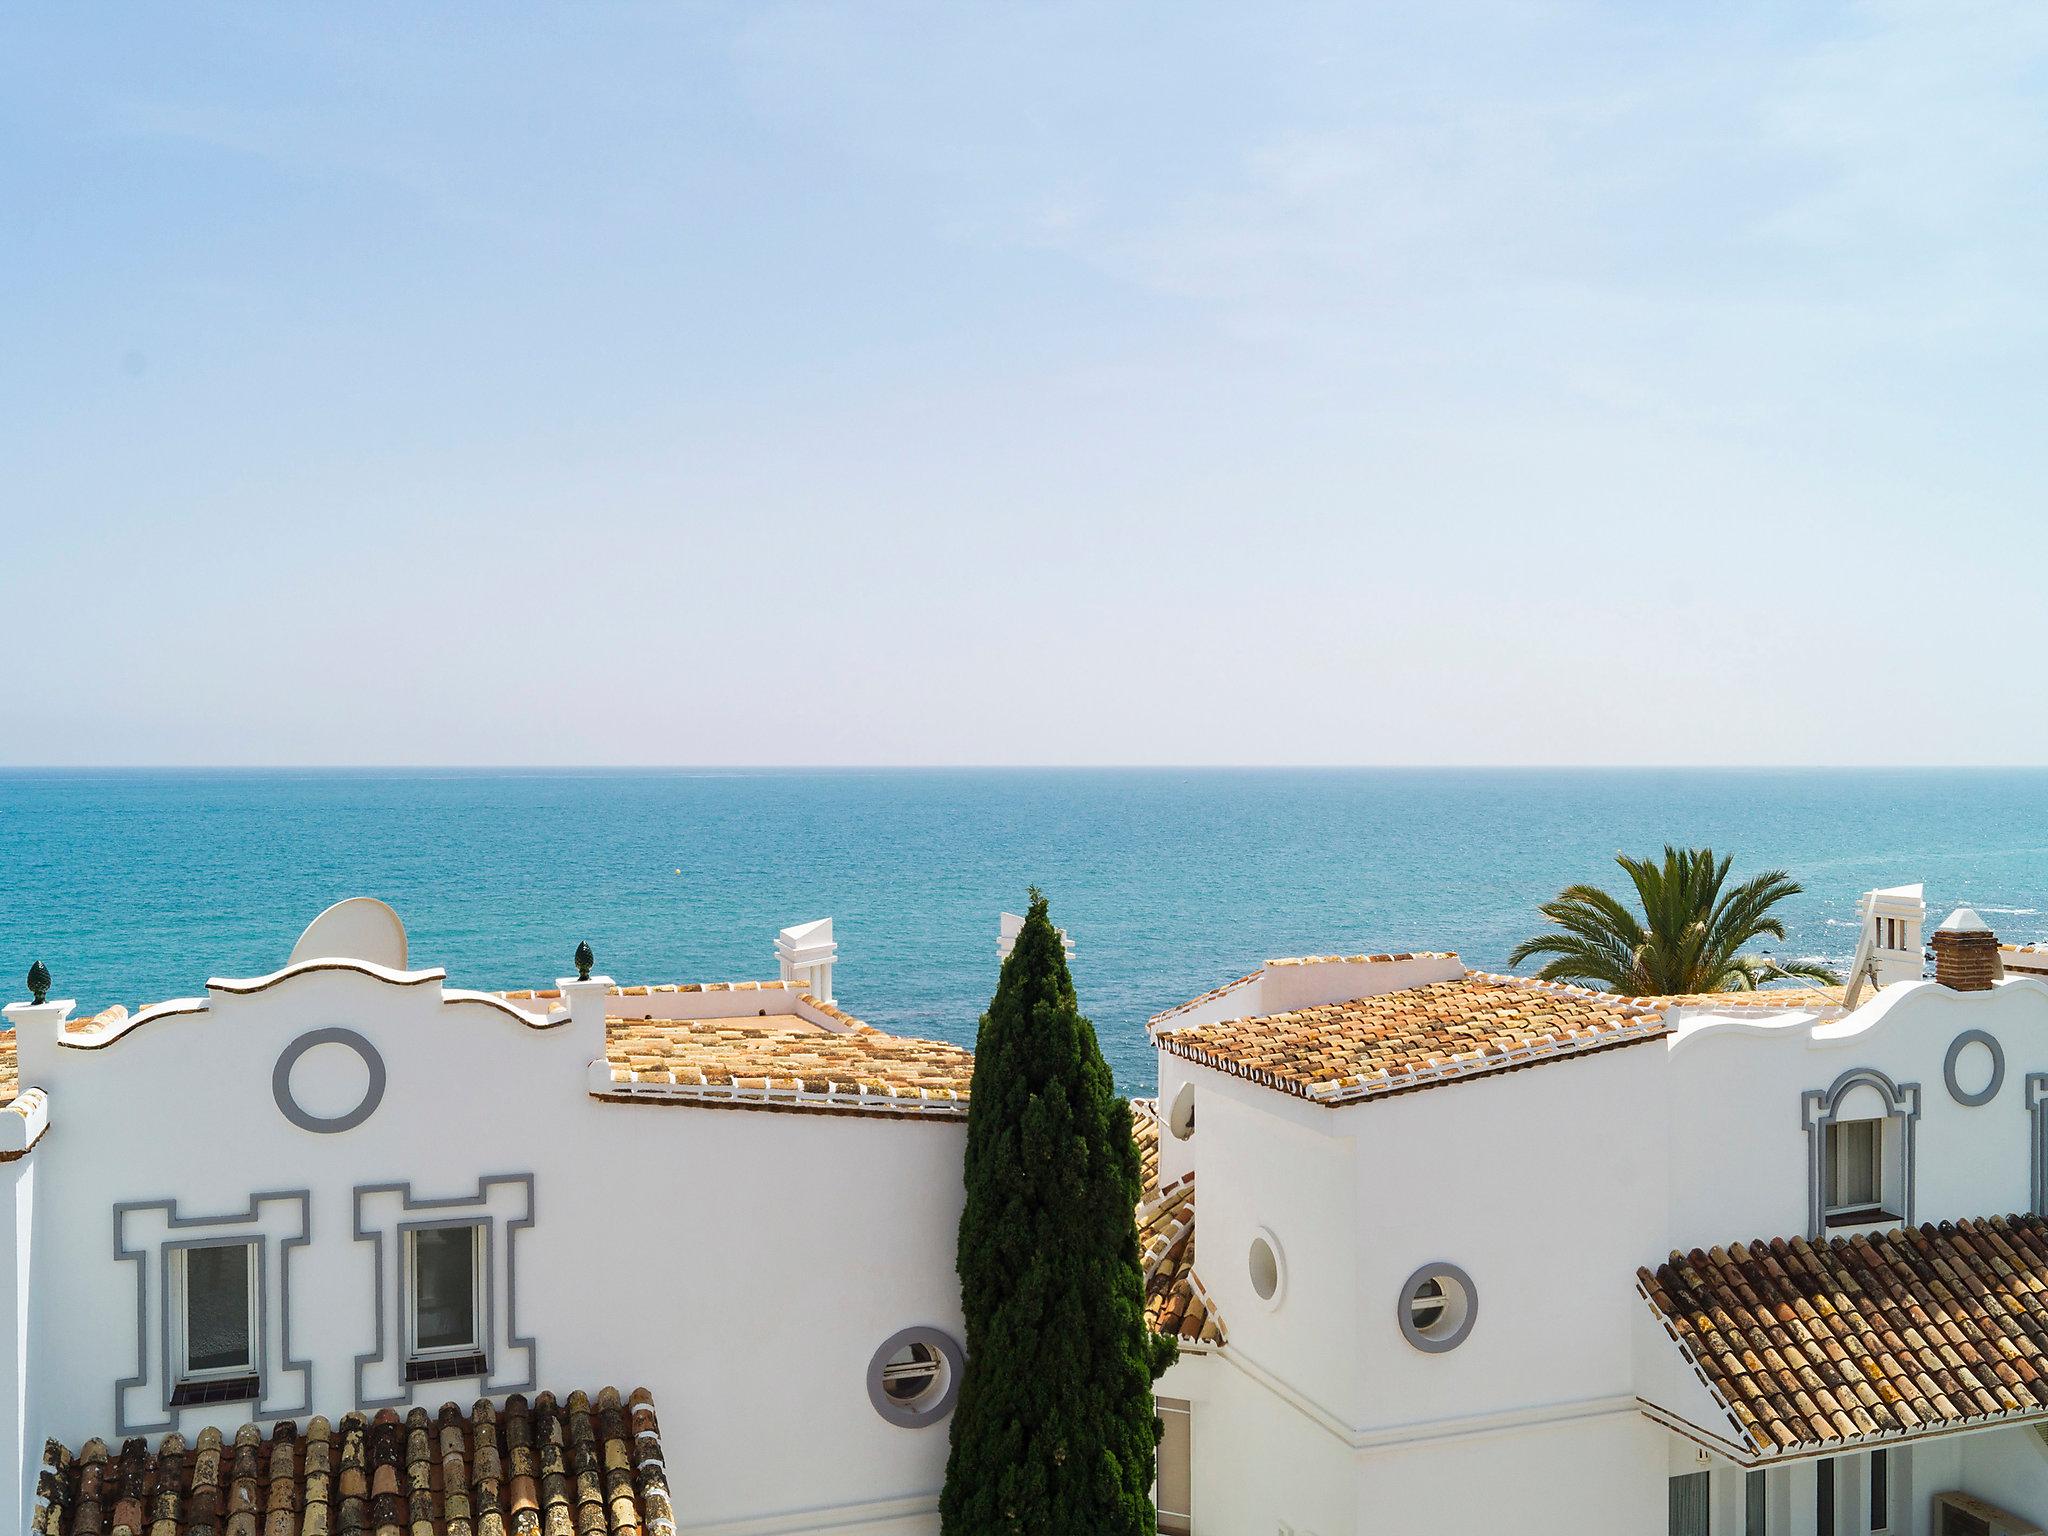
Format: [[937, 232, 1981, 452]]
[[4, 4, 2045, 765]]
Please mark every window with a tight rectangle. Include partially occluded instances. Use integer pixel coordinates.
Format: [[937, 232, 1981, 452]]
[[171, 1242, 258, 1402], [1869, 1449, 1888, 1532], [1398, 1263, 1478, 1352], [1156, 1397, 1192, 1536], [1669, 1471, 1709, 1536], [1747, 1468, 1767, 1535], [1826, 1120, 1888, 1222], [1410, 1277, 1447, 1330], [865, 1327, 964, 1427], [879, 1341, 945, 1407], [405, 1224, 485, 1382], [1816, 1456, 1836, 1536]]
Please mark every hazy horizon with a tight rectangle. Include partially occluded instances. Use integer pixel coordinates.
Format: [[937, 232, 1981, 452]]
[[6, 4, 2046, 768]]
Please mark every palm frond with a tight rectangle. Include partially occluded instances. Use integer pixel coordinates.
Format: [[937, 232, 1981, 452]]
[[1512, 847, 1823, 996]]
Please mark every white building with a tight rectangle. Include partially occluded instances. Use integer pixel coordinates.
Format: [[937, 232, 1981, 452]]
[[1144, 885, 2048, 1536], [2, 900, 979, 1536], [14, 884, 2048, 1536]]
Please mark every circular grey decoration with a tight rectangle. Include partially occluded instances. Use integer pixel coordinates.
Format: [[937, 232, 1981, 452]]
[[1398, 1262, 1478, 1353], [272, 1027, 387, 1133], [866, 1326, 964, 1427], [1944, 1028, 2005, 1107]]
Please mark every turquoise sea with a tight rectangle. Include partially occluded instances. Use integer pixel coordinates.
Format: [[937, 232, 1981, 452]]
[[6, 768, 2048, 1091]]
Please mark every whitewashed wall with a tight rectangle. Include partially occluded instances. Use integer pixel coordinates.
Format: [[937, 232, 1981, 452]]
[[1169, 963, 2048, 1534], [1, 1156, 33, 1536], [10, 965, 966, 1535]]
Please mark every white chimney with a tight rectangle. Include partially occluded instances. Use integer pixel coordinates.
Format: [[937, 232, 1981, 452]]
[[1841, 883, 1927, 1007], [776, 918, 838, 1004], [1862, 883, 1927, 986], [998, 911, 1075, 963]]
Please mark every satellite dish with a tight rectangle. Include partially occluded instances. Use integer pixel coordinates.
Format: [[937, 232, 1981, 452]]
[[290, 897, 409, 970]]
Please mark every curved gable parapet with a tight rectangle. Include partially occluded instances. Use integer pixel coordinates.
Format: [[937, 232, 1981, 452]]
[[207, 957, 447, 997], [1, 1087, 50, 1158], [1665, 1012, 1817, 1053], [439, 988, 571, 1030], [56, 999, 209, 1052], [1811, 973, 2048, 1045]]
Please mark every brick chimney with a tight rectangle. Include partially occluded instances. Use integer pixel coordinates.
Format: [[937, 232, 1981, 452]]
[[1932, 908, 2003, 991]]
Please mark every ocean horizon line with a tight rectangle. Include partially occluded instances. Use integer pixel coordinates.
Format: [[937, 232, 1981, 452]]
[[10, 762, 2048, 775]]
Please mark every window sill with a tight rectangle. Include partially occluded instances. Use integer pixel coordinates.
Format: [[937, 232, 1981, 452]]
[[404, 1351, 487, 1385], [1824, 1207, 1901, 1230], [170, 1374, 260, 1408]]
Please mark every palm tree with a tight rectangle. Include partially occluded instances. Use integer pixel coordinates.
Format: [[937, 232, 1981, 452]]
[[1506, 845, 1842, 995]]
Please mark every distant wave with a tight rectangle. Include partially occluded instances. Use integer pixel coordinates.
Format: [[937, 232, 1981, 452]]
[[1973, 906, 2039, 916]]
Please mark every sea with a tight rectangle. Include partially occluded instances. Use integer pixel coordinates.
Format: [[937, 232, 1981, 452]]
[[6, 767, 2048, 1093]]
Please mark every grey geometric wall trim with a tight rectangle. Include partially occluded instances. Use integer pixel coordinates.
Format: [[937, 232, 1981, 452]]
[[272, 1027, 388, 1134], [112, 1191, 311, 1436], [352, 1175, 535, 1410], [1944, 1029, 2006, 1107], [1800, 1067, 1921, 1240], [2029, 1074, 2048, 1218]]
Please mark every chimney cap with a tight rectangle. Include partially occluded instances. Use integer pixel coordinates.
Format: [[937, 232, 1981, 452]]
[[1937, 908, 1993, 934]]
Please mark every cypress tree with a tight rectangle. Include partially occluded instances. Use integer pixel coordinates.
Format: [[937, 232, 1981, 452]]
[[942, 891, 1178, 1535]]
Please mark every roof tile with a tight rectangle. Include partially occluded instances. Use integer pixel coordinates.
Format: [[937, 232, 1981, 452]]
[[1157, 971, 1667, 1105], [1131, 1100, 1224, 1345], [33, 1387, 674, 1536], [1639, 1216, 2048, 1459], [600, 1015, 974, 1118]]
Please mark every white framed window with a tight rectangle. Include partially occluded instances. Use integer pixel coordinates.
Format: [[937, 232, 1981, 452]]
[[1746, 1467, 1768, 1534], [1825, 1119, 1890, 1222], [171, 1240, 258, 1385], [406, 1224, 484, 1366], [1155, 1396, 1192, 1536], [1868, 1448, 1890, 1533]]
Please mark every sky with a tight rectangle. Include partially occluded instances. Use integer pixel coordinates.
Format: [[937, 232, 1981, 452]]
[[3, 3, 2046, 767]]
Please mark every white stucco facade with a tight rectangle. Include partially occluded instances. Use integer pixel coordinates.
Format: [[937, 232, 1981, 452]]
[[1145, 894, 2048, 1536], [11, 885, 2048, 1535], [1, 904, 970, 1536]]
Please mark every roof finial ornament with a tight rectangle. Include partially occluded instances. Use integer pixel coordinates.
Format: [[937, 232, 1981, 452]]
[[574, 942, 594, 982], [26, 959, 49, 1005]]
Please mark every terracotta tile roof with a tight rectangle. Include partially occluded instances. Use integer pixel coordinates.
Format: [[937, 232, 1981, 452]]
[[32, 1387, 673, 1536], [498, 980, 807, 1004], [1635, 986, 1847, 1011], [1155, 971, 1668, 1105], [1131, 1100, 1224, 1345], [1146, 952, 1461, 1028], [599, 1015, 974, 1118], [1638, 1216, 2048, 1460]]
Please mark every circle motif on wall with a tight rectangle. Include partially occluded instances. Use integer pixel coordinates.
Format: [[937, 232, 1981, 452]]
[[1248, 1228, 1286, 1308], [1399, 1262, 1478, 1353], [272, 1027, 387, 1133], [1943, 1029, 2005, 1107], [866, 1326, 964, 1427]]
